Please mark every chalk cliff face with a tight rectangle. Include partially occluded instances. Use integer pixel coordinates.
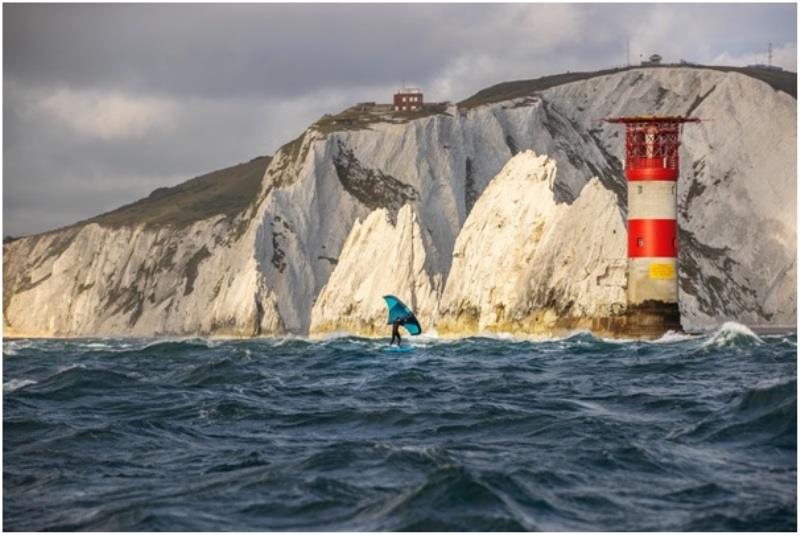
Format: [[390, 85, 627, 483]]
[[436, 151, 627, 336], [3, 156, 279, 338], [3, 67, 796, 337], [309, 204, 443, 336], [3, 219, 273, 337]]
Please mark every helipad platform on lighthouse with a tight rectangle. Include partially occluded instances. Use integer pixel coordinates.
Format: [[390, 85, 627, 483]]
[[605, 115, 702, 123]]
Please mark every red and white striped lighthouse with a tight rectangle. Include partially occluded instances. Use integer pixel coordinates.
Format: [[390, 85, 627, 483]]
[[605, 115, 699, 333]]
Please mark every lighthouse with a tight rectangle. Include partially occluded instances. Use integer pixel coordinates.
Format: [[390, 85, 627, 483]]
[[605, 115, 700, 336]]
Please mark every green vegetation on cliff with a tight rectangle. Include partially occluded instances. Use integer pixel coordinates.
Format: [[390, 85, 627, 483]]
[[459, 65, 796, 109], [82, 156, 271, 230]]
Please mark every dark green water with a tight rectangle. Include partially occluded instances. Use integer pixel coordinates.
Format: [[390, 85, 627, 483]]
[[3, 324, 796, 531]]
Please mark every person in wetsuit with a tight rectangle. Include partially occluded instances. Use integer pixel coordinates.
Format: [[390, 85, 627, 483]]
[[391, 317, 407, 346]]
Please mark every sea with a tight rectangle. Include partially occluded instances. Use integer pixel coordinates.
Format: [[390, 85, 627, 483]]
[[3, 322, 796, 531]]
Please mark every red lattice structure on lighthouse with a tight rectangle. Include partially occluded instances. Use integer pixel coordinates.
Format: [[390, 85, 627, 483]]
[[604, 115, 700, 336]]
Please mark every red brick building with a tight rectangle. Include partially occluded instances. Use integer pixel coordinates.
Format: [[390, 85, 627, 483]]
[[393, 88, 423, 111]]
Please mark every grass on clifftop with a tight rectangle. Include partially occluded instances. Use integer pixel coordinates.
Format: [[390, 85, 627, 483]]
[[312, 103, 451, 136], [458, 65, 797, 109], [83, 156, 271, 229]]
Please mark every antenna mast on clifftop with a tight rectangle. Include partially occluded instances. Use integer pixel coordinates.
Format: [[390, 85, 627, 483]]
[[627, 39, 630, 66]]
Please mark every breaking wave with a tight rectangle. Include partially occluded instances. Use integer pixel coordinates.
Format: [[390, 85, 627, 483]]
[[701, 321, 763, 349], [3, 378, 37, 392]]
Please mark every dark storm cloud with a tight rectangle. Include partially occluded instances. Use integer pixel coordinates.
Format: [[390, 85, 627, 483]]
[[5, 4, 486, 99], [3, 3, 796, 237], [6, 3, 795, 100]]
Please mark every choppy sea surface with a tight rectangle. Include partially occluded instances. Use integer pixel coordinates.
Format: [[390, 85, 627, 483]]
[[3, 323, 796, 531]]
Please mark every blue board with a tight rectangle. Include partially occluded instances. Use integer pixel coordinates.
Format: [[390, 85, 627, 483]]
[[382, 295, 422, 335], [382, 345, 415, 353]]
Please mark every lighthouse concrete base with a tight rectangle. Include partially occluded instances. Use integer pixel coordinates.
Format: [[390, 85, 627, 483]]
[[583, 301, 680, 339], [622, 300, 682, 339]]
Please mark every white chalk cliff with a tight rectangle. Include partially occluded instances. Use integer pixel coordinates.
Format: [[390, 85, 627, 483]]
[[309, 204, 442, 336], [3, 66, 796, 337], [437, 151, 627, 335]]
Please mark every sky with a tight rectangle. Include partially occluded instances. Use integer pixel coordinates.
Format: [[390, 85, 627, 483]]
[[3, 2, 797, 237]]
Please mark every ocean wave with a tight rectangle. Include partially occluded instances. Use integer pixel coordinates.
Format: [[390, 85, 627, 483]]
[[376, 465, 535, 531], [700, 321, 763, 349], [254, 335, 315, 351], [57, 363, 88, 373], [195, 398, 259, 421], [26, 365, 140, 399], [686, 504, 797, 531], [133, 338, 219, 355], [415, 329, 440, 342], [667, 378, 796, 447], [179, 358, 237, 387], [736, 377, 797, 413], [381, 443, 453, 470], [4, 378, 38, 392], [82, 341, 119, 351], [177, 357, 268, 389], [651, 330, 700, 344], [3, 338, 38, 356], [4, 329, 795, 531], [204, 450, 269, 475]]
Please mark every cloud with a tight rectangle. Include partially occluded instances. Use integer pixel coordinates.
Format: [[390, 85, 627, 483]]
[[37, 88, 178, 140], [4, 4, 456, 100], [2, 4, 592, 103], [2, 3, 796, 237], [2, 80, 401, 236], [624, 4, 797, 67], [711, 42, 797, 71]]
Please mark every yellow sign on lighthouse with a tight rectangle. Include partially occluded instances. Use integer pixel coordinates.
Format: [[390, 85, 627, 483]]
[[649, 263, 675, 279]]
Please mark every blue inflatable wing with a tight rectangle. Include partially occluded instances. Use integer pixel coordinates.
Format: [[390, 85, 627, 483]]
[[382, 295, 422, 335]]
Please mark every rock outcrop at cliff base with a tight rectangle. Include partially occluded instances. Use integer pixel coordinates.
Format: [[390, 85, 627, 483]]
[[435, 151, 628, 337]]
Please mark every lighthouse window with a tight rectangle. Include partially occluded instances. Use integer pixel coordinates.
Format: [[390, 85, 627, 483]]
[[637, 238, 644, 248], [672, 185, 675, 194], [637, 185, 643, 194]]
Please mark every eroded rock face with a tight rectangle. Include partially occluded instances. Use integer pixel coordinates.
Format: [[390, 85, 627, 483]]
[[309, 204, 442, 337], [2, 218, 277, 337], [436, 151, 627, 336], [3, 67, 796, 337]]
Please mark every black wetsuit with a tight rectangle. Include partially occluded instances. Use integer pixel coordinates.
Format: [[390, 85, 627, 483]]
[[391, 318, 405, 346]]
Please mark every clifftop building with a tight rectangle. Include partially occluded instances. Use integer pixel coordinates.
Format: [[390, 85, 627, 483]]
[[641, 54, 663, 66], [394, 88, 423, 111]]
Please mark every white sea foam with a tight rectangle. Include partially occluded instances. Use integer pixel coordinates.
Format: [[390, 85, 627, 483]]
[[412, 330, 440, 344], [652, 330, 700, 344], [84, 342, 113, 349], [136, 337, 215, 351], [702, 321, 763, 348], [56, 363, 88, 374], [314, 331, 357, 342], [598, 335, 637, 344], [477, 331, 521, 341], [4, 378, 37, 392], [3, 339, 36, 356]]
